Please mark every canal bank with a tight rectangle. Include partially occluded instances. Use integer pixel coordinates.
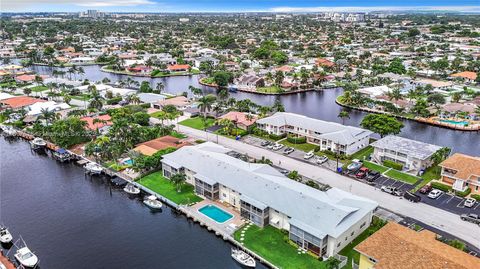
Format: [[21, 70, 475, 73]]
[[26, 63, 480, 156], [0, 137, 268, 269]]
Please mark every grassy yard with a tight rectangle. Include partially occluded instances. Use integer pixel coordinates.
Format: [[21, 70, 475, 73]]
[[280, 140, 317, 152], [179, 117, 215, 130], [385, 169, 421, 184], [30, 85, 49, 92], [137, 172, 202, 205], [362, 161, 389, 173], [349, 146, 373, 160], [413, 166, 441, 192], [234, 225, 326, 269], [338, 217, 387, 269], [257, 86, 282, 94], [70, 94, 91, 101]]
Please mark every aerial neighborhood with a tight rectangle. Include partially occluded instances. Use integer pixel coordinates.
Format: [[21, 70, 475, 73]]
[[0, 10, 480, 269]]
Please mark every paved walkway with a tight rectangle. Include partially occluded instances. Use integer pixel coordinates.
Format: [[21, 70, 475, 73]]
[[172, 122, 480, 248]]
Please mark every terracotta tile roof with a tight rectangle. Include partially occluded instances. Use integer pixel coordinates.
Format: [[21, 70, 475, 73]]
[[167, 64, 190, 71], [133, 135, 188, 156], [439, 153, 480, 180], [0, 96, 46, 109], [315, 58, 335, 67], [155, 96, 189, 107], [80, 114, 112, 130], [275, 65, 294, 72], [355, 222, 480, 269], [450, 71, 477, 80], [219, 111, 257, 127]]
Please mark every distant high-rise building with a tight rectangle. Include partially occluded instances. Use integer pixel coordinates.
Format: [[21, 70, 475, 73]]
[[79, 10, 105, 19]]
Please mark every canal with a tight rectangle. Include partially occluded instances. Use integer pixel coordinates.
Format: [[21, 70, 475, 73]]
[[0, 138, 267, 268], [29, 64, 479, 155]]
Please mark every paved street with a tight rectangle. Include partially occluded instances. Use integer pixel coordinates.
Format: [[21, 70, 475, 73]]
[[175, 123, 480, 249]]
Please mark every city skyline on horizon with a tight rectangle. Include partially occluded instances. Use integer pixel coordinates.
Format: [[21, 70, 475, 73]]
[[2, 0, 480, 13]]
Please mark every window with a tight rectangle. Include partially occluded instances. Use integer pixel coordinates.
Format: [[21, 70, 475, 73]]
[[222, 193, 226, 198], [351, 231, 354, 236], [360, 222, 366, 229], [337, 242, 341, 247]]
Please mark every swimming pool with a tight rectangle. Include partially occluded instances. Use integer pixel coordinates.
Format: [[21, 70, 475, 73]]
[[122, 158, 134, 165], [198, 205, 233, 223], [439, 119, 469, 126]]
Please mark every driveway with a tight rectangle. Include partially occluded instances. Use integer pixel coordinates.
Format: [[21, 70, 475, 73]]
[[176, 124, 480, 248]]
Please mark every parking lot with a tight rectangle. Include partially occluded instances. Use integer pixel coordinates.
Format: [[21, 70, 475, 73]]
[[416, 191, 480, 216], [241, 135, 341, 171]]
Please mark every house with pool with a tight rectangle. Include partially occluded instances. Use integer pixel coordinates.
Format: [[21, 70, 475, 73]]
[[161, 142, 378, 257], [256, 112, 372, 156]]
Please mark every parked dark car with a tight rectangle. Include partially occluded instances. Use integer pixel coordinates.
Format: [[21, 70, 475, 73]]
[[355, 167, 369, 179], [403, 191, 421, 203], [460, 214, 480, 225], [366, 171, 380, 182], [419, 185, 432, 194]]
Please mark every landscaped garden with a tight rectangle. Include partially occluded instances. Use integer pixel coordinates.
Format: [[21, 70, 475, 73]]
[[179, 117, 215, 130], [384, 169, 421, 184], [137, 172, 202, 205], [234, 225, 326, 269], [30, 85, 49, 92], [257, 86, 283, 94], [362, 161, 389, 173]]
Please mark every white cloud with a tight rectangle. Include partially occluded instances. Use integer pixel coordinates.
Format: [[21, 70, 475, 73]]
[[2, 0, 155, 11], [76, 0, 155, 7], [270, 6, 480, 13]]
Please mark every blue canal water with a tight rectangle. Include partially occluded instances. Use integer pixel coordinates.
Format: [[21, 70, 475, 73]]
[[199, 205, 234, 224], [0, 138, 266, 269]]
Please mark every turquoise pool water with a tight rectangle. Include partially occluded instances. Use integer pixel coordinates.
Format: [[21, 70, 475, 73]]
[[198, 205, 233, 223], [439, 119, 469, 126], [123, 159, 134, 165]]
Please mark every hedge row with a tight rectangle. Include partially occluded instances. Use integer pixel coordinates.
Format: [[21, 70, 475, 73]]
[[287, 136, 306, 144], [455, 187, 471, 198], [471, 194, 480, 201], [431, 182, 452, 192], [268, 133, 287, 141], [383, 160, 403, 170]]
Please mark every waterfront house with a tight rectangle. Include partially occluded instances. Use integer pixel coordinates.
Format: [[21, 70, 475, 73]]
[[235, 74, 265, 88], [127, 65, 152, 75], [137, 93, 166, 104], [80, 114, 112, 132], [355, 222, 480, 269], [167, 64, 190, 72], [256, 112, 372, 155], [370, 135, 441, 175], [152, 96, 190, 110], [439, 153, 480, 194], [218, 111, 257, 130], [26, 101, 71, 116], [133, 135, 188, 156], [357, 85, 392, 98], [161, 142, 378, 257], [0, 96, 46, 111], [194, 57, 220, 68]]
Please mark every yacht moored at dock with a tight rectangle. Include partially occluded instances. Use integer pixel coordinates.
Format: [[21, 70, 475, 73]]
[[143, 195, 163, 210], [0, 226, 12, 244], [13, 238, 38, 268], [123, 183, 140, 195], [30, 138, 46, 151], [231, 248, 256, 268], [52, 148, 72, 162], [84, 162, 103, 175], [0, 126, 17, 137]]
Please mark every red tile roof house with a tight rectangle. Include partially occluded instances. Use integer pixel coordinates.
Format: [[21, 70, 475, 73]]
[[315, 58, 335, 68], [127, 65, 153, 75], [15, 74, 48, 84], [218, 111, 257, 130], [0, 96, 46, 111], [450, 71, 477, 83], [439, 153, 480, 194], [167, 64, 191, 72], [80, 115, 113, 133]]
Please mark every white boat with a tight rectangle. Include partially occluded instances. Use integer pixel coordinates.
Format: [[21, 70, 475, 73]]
[[13, 239, 38, 268], [143, 195, 162, 209], [123, 183, 140, 195], [85, 162, 103, 174], [1, 126, 17, 137], [0, 226, 13, 244], [30, 138, 47, 150], [53, 148, 71, 162], [231, 249, 256, 268]]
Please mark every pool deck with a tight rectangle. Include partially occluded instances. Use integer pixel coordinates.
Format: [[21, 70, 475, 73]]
[[186, 200, 244, 235]]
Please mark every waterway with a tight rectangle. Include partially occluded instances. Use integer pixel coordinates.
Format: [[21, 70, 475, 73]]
[[0, 138, 267, 268], [29, 64, 479, 155]]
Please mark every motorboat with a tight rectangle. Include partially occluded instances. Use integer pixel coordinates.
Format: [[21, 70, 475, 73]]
[[123, 183, 140, 195], [30, 138, 46, 150], [0, 226, 12, 244], [143, 195, 163, 210], [85, 162, 103, 174], [14, 239, 38, 268], [231, 248, 256, 268], [347, 159, 362, 171], [1, 125, 17, 137], [53, 148, 71, 162]]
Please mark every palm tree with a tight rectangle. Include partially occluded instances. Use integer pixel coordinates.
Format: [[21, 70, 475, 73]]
[[338, 110, 350, 125], [88, 89, 104, 111], [39, 108, 57, 125], [155, 82, 165, 94], [217, 118, 234, 135], [170, 173, 187, 193], [129, 94, 140, 105], [23, 87, 32, 96], [342, 90, 353, 105], [197, 94, 216, 124], [63, 94, 72, 105], [258, 106, 271, 118]]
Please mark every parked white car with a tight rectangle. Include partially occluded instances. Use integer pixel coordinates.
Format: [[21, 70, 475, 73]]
[[272, 143, 284, 151], [304, 151, 315, 159], [428, 189, 443, 199], [315, 155, 328, 164], [464, 198, 476, 208]]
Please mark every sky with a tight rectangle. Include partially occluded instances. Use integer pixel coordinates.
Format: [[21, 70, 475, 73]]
[[2, 0, 480, 13]]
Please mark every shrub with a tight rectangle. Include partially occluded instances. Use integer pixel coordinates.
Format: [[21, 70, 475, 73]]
[[268, 133, 287, 140], [314, 146, 320, 152], [383, 160, 403, 170], [287, 135, 306, 144], [447, 239, 466, 251], [431, 181, 452, 192], [306, 180, 319, 189], [455, 187, 471, 198], [471, 194, 480, 201], [195, 139, 206, 144]]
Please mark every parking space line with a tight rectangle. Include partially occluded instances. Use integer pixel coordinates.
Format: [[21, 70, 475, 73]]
[[456, 199, 465, 208], [474, 203, 480, 210]]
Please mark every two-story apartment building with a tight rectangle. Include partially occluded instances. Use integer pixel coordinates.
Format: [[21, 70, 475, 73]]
[[256, 112, 372, 155], [370, 135, 442, 175], [161, 142, 378, 257], [439, 153, 480, 194]]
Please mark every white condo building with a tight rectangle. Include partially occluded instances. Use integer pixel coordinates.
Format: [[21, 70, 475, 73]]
[[161, 142, 378, 257], [256, 112, 373, 155]]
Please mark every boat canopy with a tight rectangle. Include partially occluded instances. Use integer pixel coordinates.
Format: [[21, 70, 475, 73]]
[[56, 148, 68, 154]]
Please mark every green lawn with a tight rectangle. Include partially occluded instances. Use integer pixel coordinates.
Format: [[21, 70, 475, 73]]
[[170, 131, 187, 139], [179, 117, 215, 130], [257, 86, 282, 93], [280, 140, 317, 152], [234, 225, 326, 269], [137, 172, 203, 205], [70, 94, 91, 101], [30, 85, 48, 92], [362, 161, 389, 173], [338, 217, 387, 269], [385, 169, 421, 184], [349, 146, 373, 160], [413, 166, 441, 192]]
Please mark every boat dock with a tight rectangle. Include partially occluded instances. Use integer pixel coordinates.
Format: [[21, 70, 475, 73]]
[[0, 250, 16, 269]]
